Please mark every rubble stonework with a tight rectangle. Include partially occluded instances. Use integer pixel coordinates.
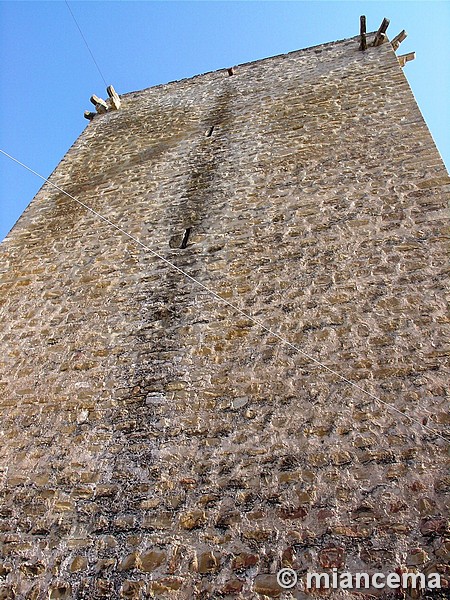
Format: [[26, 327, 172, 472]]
[[0, 33, 449, 599]]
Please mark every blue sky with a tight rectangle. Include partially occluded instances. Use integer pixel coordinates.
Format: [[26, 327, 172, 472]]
[[0, 1, 449, 242]]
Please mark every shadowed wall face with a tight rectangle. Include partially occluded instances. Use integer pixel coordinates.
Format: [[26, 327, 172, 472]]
[[0, 35, 448, 599]]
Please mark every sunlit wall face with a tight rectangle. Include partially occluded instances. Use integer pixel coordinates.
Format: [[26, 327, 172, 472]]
[[0, 30, 448, 598], [0, 1, 449, 242]]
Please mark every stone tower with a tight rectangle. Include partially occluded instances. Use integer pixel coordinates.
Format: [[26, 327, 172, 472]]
[[0, 29, 448, 599]]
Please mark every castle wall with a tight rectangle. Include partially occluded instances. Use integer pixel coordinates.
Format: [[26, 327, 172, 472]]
[[0, 34, 448, 599]]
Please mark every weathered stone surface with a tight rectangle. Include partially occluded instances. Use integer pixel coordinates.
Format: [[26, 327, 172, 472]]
[[48, 583, 71, 599], [148, 577, 184, 592], [121, 579, 145, 599], [139, 549, 166, 572], [69, 556, 87, 572], [232, 552, 259, 571], [406, 547, 429, 565], [0, 30, 448, 600], [319, 546, 346, 569], [420, 517, 448, 536], [196, 551, 221, 574], [253, 574, 282, 597], [119, 552, 139, 571], [436, 540, 450, 562], [179, 510, 207, 530], [220, 578, 244, 594]]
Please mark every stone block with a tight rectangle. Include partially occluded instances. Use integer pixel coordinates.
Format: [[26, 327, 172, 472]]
[[232, 552, 259, 571], [196, 551, 220, 574], [119, 553, 139, 571], [139, 550, 166, 572], [420, 517, 448, 536], [319, 546, 346, 569], [179, 510, 207, 530], [148, 578, 184, 593], [69, 556, 87, 572], [49, 583, 71, 599], [253, 575, 282, 597]]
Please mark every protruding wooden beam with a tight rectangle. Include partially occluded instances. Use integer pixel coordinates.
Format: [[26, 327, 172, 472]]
[[84, 111, 96, 121], [227, 67, 235, 76], [106, 85, 121, 110], [375, 32, 387, 46], [398, 52, 415, 67], [391, 30, 407, 51], [90, 95, 108, 114], [359, 16, 367, 51], [373, 17, 390, 46]]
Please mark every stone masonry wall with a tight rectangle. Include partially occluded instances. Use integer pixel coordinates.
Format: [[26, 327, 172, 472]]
[[0, 34, 448, 599]]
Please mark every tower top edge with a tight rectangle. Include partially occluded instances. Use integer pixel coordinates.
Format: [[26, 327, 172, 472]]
[[121, 32, 379, 99]]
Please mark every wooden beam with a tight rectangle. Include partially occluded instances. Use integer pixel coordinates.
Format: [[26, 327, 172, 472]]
[[391, 30, 407, 51], [106, 85, 121, 110], [359, 16, 367, 51], [398, 52, 415, 67], [373, 17, 390, 46], [90, 95, 108, 114]]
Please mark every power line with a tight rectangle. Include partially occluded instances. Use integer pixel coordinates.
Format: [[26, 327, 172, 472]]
[[65, 0, 108, 88], [0, 148, 447, 444]]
